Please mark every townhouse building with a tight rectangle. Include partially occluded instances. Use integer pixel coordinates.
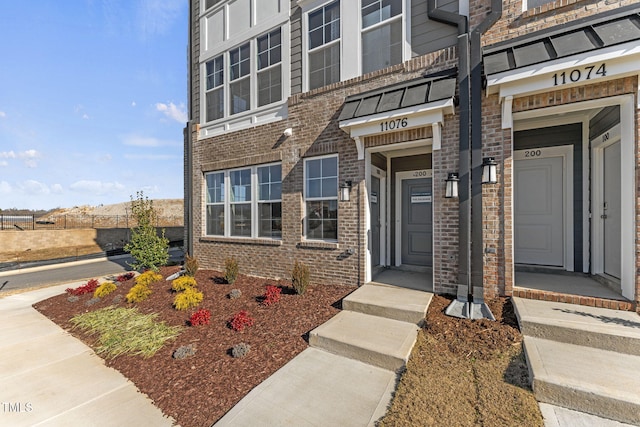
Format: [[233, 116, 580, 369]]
[[185, 0, 640, 311]]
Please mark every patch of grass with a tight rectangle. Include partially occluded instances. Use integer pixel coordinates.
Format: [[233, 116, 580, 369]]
[[70, 306, 182, 359]]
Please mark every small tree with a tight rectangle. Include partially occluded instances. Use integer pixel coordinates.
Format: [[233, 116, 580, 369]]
[[124, 191, 169, 272]]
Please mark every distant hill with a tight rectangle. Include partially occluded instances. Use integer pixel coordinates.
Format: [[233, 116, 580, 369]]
[[42, 199, 184, 219]]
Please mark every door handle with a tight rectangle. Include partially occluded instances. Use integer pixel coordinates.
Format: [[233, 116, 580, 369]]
[[601, 214, 607, 219]]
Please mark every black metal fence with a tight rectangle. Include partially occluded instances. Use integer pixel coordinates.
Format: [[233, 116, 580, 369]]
[[0, 214, 183, 231]]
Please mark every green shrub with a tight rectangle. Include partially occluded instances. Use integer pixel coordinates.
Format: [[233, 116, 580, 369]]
[[173, 287, 204, 311], [126, 284, 152, 303], [135, 270, 163, 288], [94, 282, 117, 299], [172, 275, 197, 292], [224, 257, 239, 284], [124, 191, 169, 272], [184, 254, 199, 277], [291, 260, 310, 295]]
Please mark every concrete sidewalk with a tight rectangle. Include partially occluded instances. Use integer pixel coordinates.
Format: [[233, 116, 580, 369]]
[[0, 283, 175, 427]]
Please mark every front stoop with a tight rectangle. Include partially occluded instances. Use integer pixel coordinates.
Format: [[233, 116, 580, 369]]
[[514, 298, 640, 425], [343, 283, 432, 325]]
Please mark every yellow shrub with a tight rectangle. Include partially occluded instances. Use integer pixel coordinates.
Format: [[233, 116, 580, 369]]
[[173, 287, 203, 311], [126, 284, 152, 303], [172, 275, 197, 292], [94, 282, 117, 299], [135, 270, 163, 288]]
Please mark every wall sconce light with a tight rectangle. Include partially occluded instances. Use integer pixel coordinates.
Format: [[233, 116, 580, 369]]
[[283, 128, 293, 137], [481, 157, 498, 184], [340, 180, 352, 202], [445, 172, 459, 198]]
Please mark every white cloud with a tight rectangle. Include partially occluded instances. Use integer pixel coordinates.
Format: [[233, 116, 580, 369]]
[[0, 161, 8, 167], [131, 101, 137, 107], [0, 111, 6, 118], [70, 180, 125, 195], [82, 114, 90, 120], [51, 184, 64, 194], [0, 151, 16, 159], [18, 180, 50, 195], [0, 181, 11, 194], [0, 149, 40, 167], [156, 102, 187, 123]]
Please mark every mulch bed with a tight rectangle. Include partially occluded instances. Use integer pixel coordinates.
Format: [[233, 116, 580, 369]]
[[33, 266, 353, 427]]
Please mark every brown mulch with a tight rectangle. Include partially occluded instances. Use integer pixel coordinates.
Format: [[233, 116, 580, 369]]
[[33, 267, 353, 427]]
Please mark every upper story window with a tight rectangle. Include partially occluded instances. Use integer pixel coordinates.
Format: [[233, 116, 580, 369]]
[[304, 155, 338, 241], [361, 0, 403, 74], [203, 28, 283, 123], [308, 1, 341, 91], [205, 0, 224, 10]]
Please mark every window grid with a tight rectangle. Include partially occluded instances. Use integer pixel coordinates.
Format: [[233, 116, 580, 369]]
[[307, 1, 341, 91], [361, 0, 403, 75], [257, 28, 283, 107], [304, 156, 338, 241], [205, 172, 225, 236]]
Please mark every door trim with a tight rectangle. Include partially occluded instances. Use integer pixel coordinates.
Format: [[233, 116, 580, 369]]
[[514, 145, 573, 271], [395, 169, 433, 267], [591, 124, 622, 279], [370, 166, 386, 272]]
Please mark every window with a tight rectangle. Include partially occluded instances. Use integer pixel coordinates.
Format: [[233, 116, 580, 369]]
[[257, 28, 282, 107], [229, 43, 251, 115], [304, 156, 338, 241], [308, 1, 341, 90], [203, 27, 285, 123], [258, 164, 282, 238], [205, 172, 225, 236], [205, 55, 224, 122], [205, 163, 282, 239], [524, 0, 556, 9], [361, 0, 402, 74], [205, 0, 224, 10]]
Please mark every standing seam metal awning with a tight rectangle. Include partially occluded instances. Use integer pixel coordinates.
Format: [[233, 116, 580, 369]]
[[339, 74, 457, 159]]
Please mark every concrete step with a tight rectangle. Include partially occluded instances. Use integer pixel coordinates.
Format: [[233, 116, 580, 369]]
[[539, 403, 637, 427], [513, 297, 640, 356], [342, 283, 432, 325], [524, 337, 640, 425], [309, 310, 418, 372]]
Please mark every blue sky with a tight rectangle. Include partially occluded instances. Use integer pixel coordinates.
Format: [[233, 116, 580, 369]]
[[0, 1, 188, 210]]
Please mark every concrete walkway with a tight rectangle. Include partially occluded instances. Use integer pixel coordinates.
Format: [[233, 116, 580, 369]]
[[216, 283, 433, 426], [0, 282, 175, 427], [514, 297, 640, 426]]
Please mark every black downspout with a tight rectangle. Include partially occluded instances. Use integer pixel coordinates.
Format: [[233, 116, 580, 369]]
[[427, 0, 471, 292], [185, 0, 194, 257], [470, 0, 502, 293]]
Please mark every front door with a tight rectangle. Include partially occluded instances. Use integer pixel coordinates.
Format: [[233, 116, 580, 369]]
[[514, 152, 565, 267], [401, 177, 432, 266], [603, 141, 621, 278]]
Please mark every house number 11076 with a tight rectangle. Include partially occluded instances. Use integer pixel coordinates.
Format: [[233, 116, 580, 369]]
[[380, 117, 408, 132], [552, 63, 606, 86]]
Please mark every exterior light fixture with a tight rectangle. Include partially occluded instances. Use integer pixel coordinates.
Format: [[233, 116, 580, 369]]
[[283, 128, 293, 137], [445, 172, 459, 198], [340, 180, 352, 202], [481, 157, 498, 184]]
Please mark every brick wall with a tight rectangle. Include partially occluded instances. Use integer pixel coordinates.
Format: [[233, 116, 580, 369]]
[[191, 49, 459, 287]]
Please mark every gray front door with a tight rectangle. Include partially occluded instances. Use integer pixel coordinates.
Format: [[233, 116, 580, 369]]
[[401, 178, 432, 266], [371, 176, 381, 267], [603, 141, 621, 279]]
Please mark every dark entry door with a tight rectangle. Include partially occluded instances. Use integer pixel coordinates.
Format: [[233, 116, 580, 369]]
[[371, 176, 381, 267], [401, 178, 432, 266]]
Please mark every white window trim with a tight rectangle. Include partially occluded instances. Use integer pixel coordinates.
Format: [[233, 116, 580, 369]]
[[303, 154, 339, 242], [204, 162, 282, 239], [302, 0, 342, 93], [360, 0, 406, 75]]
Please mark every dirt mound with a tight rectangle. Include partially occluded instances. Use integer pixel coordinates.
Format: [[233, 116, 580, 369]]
[[44, 199, 183, 218]]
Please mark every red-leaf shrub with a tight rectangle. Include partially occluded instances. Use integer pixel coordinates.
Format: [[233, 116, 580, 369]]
[[262, 285, 282, 306], [66, 279, 100, 296], [189, 309, 211, 326], [229, 310, 254, 332], [116, 272, 135, 283]]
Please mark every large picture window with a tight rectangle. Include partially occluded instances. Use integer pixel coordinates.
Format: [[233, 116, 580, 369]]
[[205, 163, 282, 239], [361, 0, 402, 74], [308, 1, 340, 90], [304, 156, 338, 241]]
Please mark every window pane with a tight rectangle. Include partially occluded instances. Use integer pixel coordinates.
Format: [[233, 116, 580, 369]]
[[306, 201, 324, 239], [321, 177, 337, 198], [231, 204, 251, 237], [230, 169, 251, 202], [322, 157, 337, 177], [258, 65, 282, 107], [259, 202, 282, 238], [362, 20, 402, 74], [271, 182, 281, 200], [307, 178, 321, 198], [206, 88, 224, 122], [206, 56, 223, 89], [307, 158, 321, 178], [305, 200, 337, 240], [206, 172, 224, 203], [230, 78, 250, 115], [257, 34, 269, 55], [309, 28, 324, 50], [309, 8, 324, 31], [258, 164, 281, 201], [206, 205, 224, 235], [259, 183, 270, 201], [206, 0, 224, 9], [309, 45, 340, 90], [362, 0, 401, 29]]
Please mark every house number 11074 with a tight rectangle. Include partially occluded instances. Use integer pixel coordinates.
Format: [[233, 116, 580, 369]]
[[552, 63, 606, 86]]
